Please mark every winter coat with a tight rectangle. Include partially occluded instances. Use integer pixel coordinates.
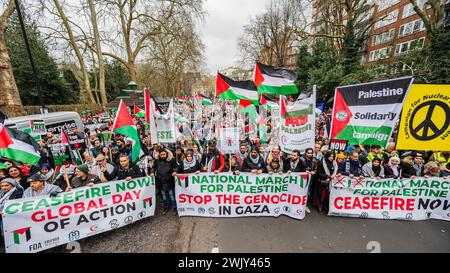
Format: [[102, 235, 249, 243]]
[[117, 165, 143, 180], [241, 156, 267, 172], [151, 158, 177, 191], [71, 174, 101, 188], [283, 159, 306, 173], [399, 162, 417, 178]]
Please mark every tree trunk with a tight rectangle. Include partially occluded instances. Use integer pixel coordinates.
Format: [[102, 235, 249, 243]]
[[128, 61, 137, 82], [0, 29, 23, 108], [88, 0, 107, 104]]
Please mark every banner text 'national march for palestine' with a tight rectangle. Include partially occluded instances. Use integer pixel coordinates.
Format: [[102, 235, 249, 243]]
[[176, 173, 310, 220]]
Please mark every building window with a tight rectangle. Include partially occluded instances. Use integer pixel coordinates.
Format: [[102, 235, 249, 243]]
[[369, 47, 391, 62], [372, 29, 395, 46], [402, 0, 427, 19], [375, 9, 399, 29], [394, 38, 425, 56], [398, 19, 425, 37], [378, 0, 400, 12]]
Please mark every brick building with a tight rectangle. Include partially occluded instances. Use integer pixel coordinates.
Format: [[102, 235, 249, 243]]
[[312, 0, 450, 68]]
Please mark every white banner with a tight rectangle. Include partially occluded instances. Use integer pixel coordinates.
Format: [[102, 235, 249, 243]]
[[2, 177, 156, 253], [329, 176, 450, 221], [175, 173, 309, 220], [219, 127, 240, 154], [151, 99, 176, 144], [279, 88, 316, 153]]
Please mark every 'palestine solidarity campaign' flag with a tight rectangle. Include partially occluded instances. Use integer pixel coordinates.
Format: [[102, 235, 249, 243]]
[[330, 77, 414, 148], [113, 101, 141, 162], [254, 63, 298, 95], [216, 73, 259, 104], [0, 111, 41, 165]]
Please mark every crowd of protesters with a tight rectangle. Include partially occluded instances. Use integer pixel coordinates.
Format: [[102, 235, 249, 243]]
[[1, 105, 450, 237]]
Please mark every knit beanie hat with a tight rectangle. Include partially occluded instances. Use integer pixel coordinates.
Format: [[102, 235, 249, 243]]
[[77, 164, 90, 174]]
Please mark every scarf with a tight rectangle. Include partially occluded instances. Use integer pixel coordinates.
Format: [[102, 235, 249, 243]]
[[183, 158, 197, 170], [412, 163, 423, 176], [388, 157, 400, 177], [41, 169, 55, 182], [0, 179, 23, 212], [250, 154, 261, 165], [290, 159, 300, 171], [322, 157, 338, 177], [372, 164, 382, 177]]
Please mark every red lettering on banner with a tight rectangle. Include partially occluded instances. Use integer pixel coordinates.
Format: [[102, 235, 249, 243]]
[[112, 194, 122, 204], [334, 197, 343, 209], [31, 211, 45, 222], [178, 194, 212, 204], [334, 197, 417, 211]]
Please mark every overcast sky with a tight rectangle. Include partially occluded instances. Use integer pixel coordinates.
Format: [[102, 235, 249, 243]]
[[200, 0, 271, 75]]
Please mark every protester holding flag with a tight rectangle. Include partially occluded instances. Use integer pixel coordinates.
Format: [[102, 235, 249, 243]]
[[201, 140, 225, 174], [151, 150, 177, 216], [54, 167, 75, 192], [241, 146, 267, 174], [23, 174, 62, 198], [266, 145, 283, 169]]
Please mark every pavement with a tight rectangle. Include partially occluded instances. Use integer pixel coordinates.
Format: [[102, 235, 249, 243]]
[[1, 204, 449, 253]]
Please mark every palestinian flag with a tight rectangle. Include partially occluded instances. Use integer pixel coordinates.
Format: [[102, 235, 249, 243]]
[[198, 94, 213, 105], [133, 104, 146, 118], [0, 124, 41, 165], [254, 63, 298, 95], [192, 131, 203, 152], [260, 95, 279, 110], [239, 99, 259, 123], [330, 77, 413, 147], [113, 100, 141, 162], [216, 73, 259, 104]]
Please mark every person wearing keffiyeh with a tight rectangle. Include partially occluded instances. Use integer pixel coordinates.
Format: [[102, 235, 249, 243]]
[[241, 146, 267, 174]]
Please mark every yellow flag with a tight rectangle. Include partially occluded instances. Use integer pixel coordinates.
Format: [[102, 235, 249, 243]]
[[396, 84, 450, 151]]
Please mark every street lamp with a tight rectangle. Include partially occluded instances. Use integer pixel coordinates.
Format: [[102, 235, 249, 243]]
[[14, 0, 46, 113]]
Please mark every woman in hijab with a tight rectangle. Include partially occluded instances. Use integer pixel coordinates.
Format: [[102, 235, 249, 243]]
[[7, 166, 29, 190], [314, 151, 338, 214], [175, 150, 201, 174], [384, 157, 401, 179], [363, 158, 385, 179], [0, 178, 24, 236]]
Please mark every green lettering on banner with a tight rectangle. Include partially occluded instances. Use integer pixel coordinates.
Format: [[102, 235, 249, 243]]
[[4, 202, 20, 214], [116, 181, 127, 192], [410, 179, 420, 188], [22, 200, 34, 213], [35, 198, 50, 210], [137, 177, 151, 188]]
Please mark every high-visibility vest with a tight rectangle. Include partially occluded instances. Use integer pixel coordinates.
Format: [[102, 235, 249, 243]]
[[367, 152, 383, 162], [432, 152, 450, 164]]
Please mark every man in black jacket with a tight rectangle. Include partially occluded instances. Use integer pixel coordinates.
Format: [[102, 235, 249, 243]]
[[150, 150, 177, 216], [117, 154, 143, 181], [283, 150, 306, 173], [241, 146, 267, 174], [399, 151, 417, 178]]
